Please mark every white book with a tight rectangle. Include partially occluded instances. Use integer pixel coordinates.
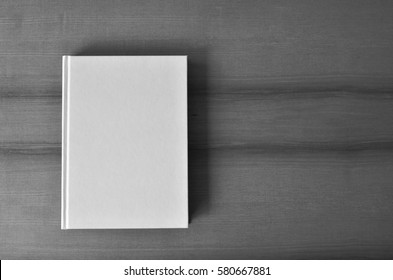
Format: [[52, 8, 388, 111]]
[[62, 56, 188, 229]]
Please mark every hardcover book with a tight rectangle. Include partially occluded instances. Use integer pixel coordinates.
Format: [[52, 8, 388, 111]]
[[62, 56, 188, 229]]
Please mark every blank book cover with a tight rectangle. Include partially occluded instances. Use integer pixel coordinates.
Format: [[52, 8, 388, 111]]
[[62, 56, 188, 229]]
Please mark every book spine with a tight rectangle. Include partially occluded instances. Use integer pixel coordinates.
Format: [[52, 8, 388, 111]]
[[61, 56, 70, 230]]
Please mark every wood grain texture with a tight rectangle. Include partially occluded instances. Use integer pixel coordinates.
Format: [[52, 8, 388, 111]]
[[1, 0, 393, 259]]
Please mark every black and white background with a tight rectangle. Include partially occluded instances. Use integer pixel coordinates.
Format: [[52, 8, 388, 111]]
[[1, 0, 393, 259]]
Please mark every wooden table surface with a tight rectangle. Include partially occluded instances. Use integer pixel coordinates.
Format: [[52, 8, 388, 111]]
[[1, 0, 393, 259]]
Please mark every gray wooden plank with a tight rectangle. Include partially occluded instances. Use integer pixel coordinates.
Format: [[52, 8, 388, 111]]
[[1, 148, 393, 259], [2, 88, 393, 147]]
